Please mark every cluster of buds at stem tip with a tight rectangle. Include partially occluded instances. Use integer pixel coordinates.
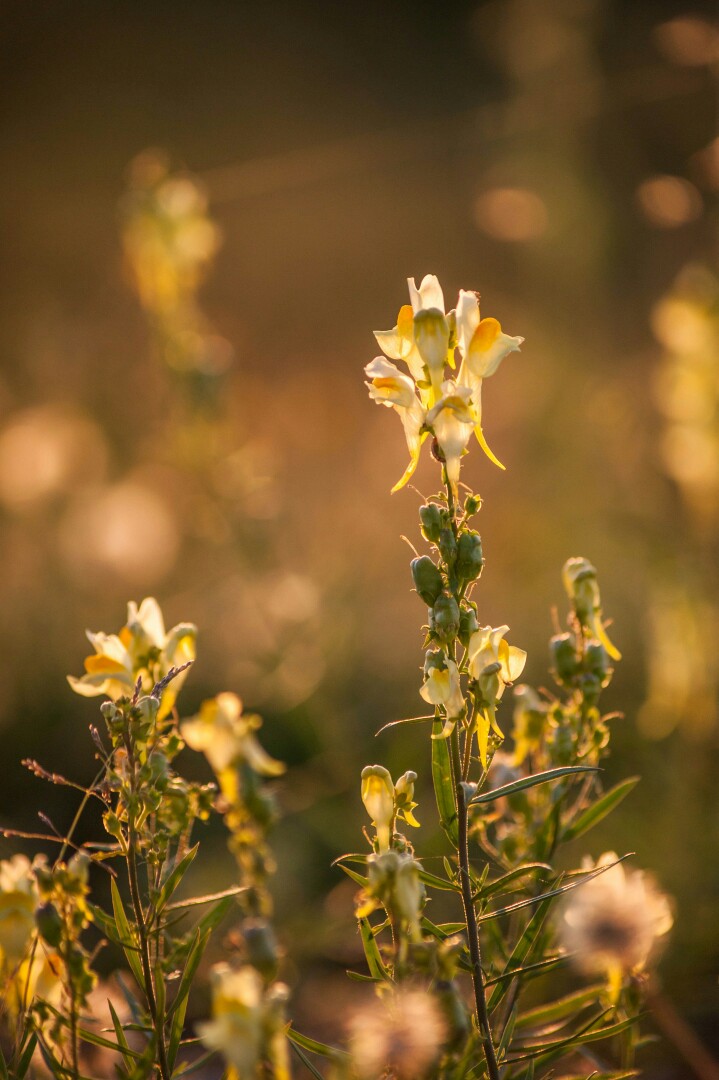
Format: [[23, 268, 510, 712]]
[[562, 557, 621, 661], [365, 274, 523, 493]]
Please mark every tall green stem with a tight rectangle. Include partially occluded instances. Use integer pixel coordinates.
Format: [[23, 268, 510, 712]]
[[450, 726, 500, 1080]]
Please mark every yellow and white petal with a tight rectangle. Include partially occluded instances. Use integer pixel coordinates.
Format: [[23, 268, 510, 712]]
[[128, 597, 166, 649], [365, 356, 418, 410], [465, 318, 523, 381], [456, 289, 481, 357], [408, 274, 445, 315]]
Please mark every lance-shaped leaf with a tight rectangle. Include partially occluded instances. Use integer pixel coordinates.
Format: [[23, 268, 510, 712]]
[[152, 843, 199, 918], [562, 776, 640, 843], [479, 863, 552, 900], [359, 917, 392, 981], [505, 1010, 641, 1065], [515, 983, 605, 1030], [111, 879, 145, 988], [487, 891, 555, 1013], [286, 1026, 351, 1061], [432, 717, 459, 844], [470, 766, 598, 805], [478, 856, 631, 923]]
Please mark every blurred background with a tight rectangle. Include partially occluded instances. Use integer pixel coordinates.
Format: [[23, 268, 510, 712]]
[[1, 0, 718, 1074]]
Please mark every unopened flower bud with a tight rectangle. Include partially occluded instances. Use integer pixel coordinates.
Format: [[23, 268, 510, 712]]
[[550, 633, 580, 684], [242, 919, 280, 980], [411, 556, 443, 606], [361, 766, 395, 852], [456, 532, 484, 585], [35, 902, 63, 948], [419, 503, 442, 543], [458, 604, 479, 647], [432, 594, 460, 642], [464, 494, 481, 516], [585, 641, 611, 684]]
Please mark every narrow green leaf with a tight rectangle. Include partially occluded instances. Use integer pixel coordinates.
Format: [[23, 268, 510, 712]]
[[484, 953, 566, 987], [338, 864, 368, 888], [111, 880, 145, 988], [345, 971, 381, 983], [165, 885, 246, 912], [562, 777, 640, 843], [289, 1038, 327, 1079], [77, 1024, 142, 1060], [432, 719, 458, 845], [359, 917, 392, 982], [286, 1027, 350, 1061], [418, 868, 460, 892], [515, 983, 604, 1029], [505, 1012, 640, 1065], [487, 892, 556, 1013], [471, 766, 599, 805], [480, 863, 552, 900], [478, 856, 630, 923], [154, 845, 199, 916], [168, 928, 208, 1022], [15, 1032, 37, 1079], [108, 998, 135, 1071]]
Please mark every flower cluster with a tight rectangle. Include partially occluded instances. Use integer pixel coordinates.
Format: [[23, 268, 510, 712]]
[[365, 275, 523, 493], [68, 596, 196, 720]]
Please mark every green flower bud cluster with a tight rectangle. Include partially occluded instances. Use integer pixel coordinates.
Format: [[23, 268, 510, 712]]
[[413, 503, 485, 656]]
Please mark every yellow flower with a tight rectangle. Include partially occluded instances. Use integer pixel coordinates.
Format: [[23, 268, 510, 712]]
[[374, 303, 427, 387], [67, 597, 196, 719], [467, 625, 527, 768], [0, 855, 40, 964], [420, 654, 465, 739], [197, 963, 290, 1080], [456, 289, 523, 469], [562, 557, 621, 661], [197, 964, 265, 1077], [7, 946, 63, 1016], [511, 684, 547, 766], [181, 693, 285, 778], [561, 853, 673, 1002], [365, 356, 428, 492], [426, 382, 476, 496]]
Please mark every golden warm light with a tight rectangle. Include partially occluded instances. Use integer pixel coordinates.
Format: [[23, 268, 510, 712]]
[[636, 175, 702, 228], [473, 187, 548, 242]]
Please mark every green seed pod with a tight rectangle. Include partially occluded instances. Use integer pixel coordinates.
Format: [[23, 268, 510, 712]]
[[432, 594, 460, 641], [458, 604, 479, 647], [464, 494, 481, 516], [411, 556, 444, 606], [35, 902, 63, 948], [585, 640, 611, 684], [456, 531, 484, 585], [419, 503, 442, 543], [550, 633, 580, 684], [243, 919, 280, 980], [438, 528, 457, 568]]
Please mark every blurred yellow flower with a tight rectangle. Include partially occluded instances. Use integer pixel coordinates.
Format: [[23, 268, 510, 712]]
[[67, 597, 196, 719], [181, 693, 285, 778], [563, 557, 621, 661], [420, 654, 465, 739], [0, 855, 40, 963], [197, 963, 290, 1080]]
